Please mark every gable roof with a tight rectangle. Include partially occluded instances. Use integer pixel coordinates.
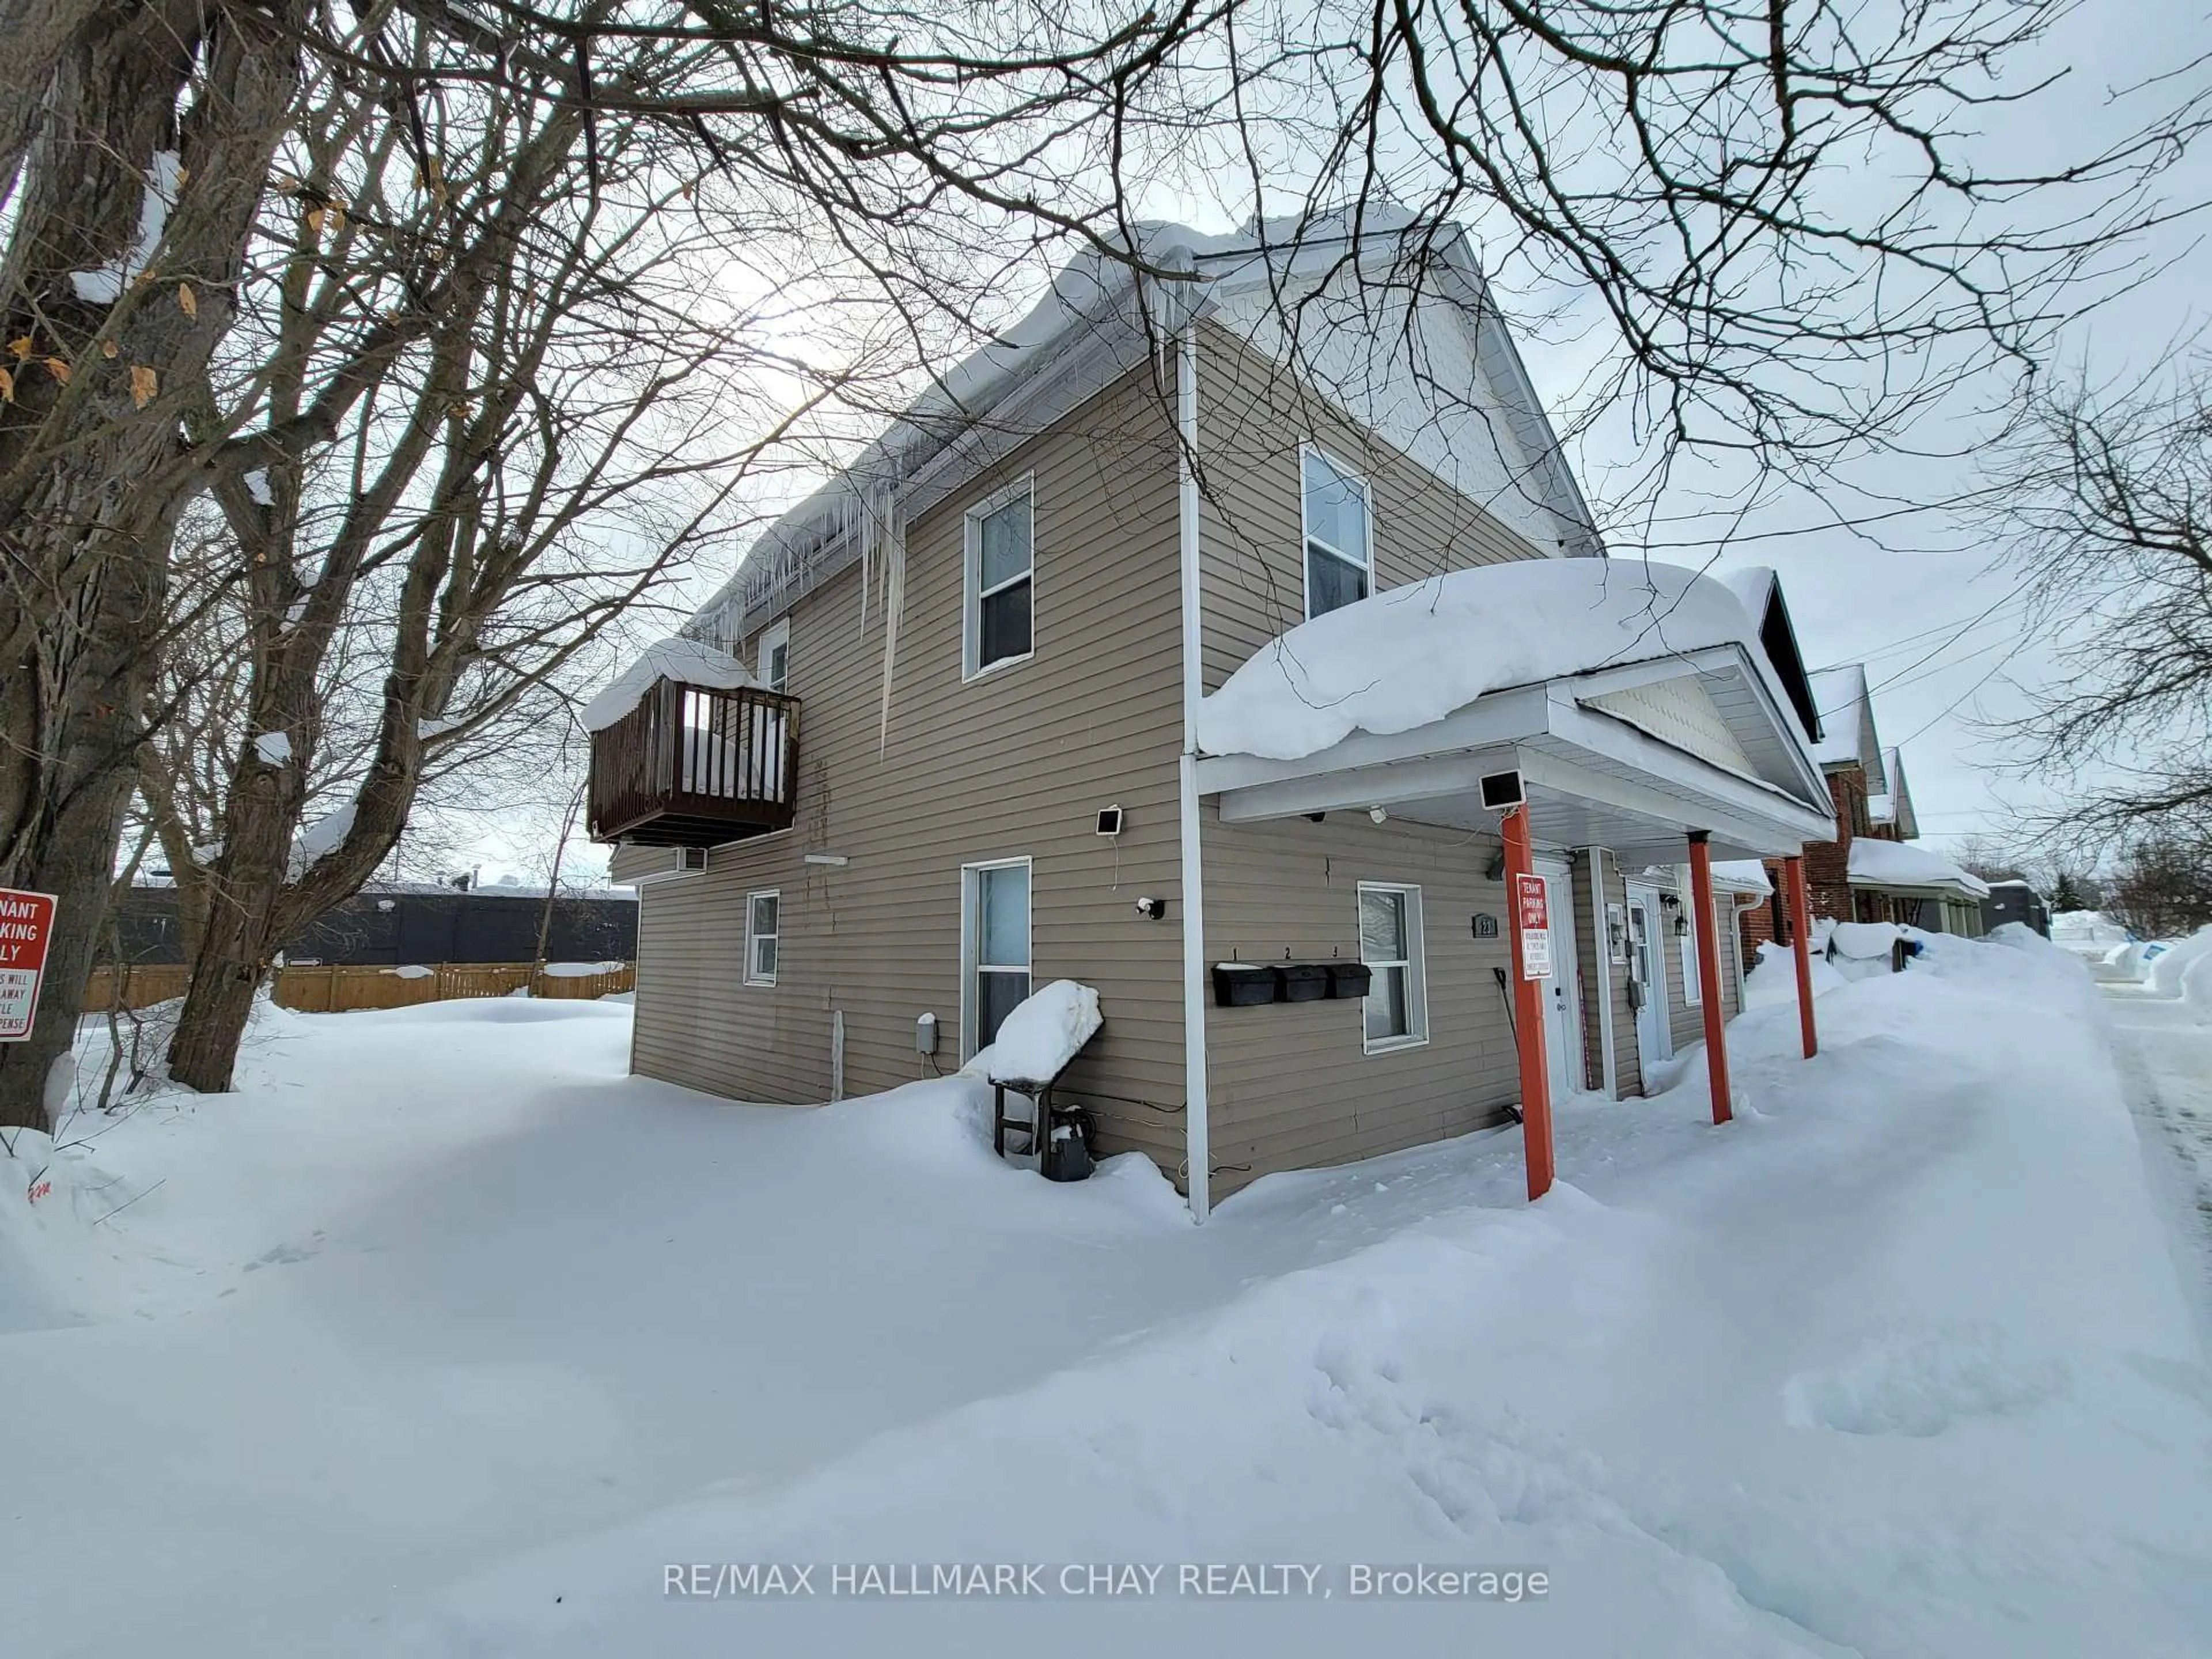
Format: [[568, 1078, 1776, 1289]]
[[689, 209, 1603, 647], [1805, 664, 1889, 791], [1870, 745, 1921, 837], [1720, 566, 1820, 745]]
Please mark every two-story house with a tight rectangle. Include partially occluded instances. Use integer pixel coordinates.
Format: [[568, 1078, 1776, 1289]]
[[588, 215, 1838, 1216], [1737, 660, 1988, 960]]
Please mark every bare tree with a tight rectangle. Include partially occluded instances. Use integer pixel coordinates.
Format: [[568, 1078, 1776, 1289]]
[[2105, 834, 2212, 938], [0, 0, 1235, 1127], [1989, 357, 2212, 853]]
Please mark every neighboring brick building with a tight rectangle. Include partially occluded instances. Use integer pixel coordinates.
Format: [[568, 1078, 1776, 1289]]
[[1735, 670, 1986, 959]]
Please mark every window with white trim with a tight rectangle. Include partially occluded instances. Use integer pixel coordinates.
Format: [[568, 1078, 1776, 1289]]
[[744, 890, 781, 986], [1678, 881, 1702, 1006], [757, 619, 790, 693], [963, 479, 1034, 677], [1358, 882, 1428, 1051], [1302, 446, 1373, 620], [961, 858, 1032, 1055]]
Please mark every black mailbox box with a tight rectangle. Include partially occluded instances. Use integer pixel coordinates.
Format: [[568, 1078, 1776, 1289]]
[[1326, 962, 1373, 999], [1279, 963, 1331, 1002], [1212, 964, 1278, 1007]]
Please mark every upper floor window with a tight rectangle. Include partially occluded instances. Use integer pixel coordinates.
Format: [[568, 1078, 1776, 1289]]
[[1302, 446, 1372, 621], [964, 478, 1034, 678], [757, 619, 790, 693]]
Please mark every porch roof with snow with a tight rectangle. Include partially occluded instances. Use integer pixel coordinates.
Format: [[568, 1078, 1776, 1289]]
[[1846, 838, 1989, 899], [1193, 560, 1836, 862]]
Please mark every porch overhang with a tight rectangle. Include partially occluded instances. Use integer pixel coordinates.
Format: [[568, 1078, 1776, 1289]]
[[1195, 647, 1835, 861]]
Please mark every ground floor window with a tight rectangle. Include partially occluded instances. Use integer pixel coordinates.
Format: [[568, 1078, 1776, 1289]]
[[744, 891, 781, 985], [963, 858, 1032, 1055], [1358, 882, 1428, 1051]]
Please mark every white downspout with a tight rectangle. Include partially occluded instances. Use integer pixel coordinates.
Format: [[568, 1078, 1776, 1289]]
[[1585, 847, 1617, 1096], [1177, 327, 1211, 1224]]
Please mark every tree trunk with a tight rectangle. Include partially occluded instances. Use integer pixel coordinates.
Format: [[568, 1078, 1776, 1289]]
[[0, 0, 304, 1128]]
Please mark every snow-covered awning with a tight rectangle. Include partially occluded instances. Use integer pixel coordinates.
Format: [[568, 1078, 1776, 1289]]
[[1710, 859, 1775, 895], [1847, 838, 1990, 898], [582, 638, 763, 734], [1194, 561, 1836, 861]]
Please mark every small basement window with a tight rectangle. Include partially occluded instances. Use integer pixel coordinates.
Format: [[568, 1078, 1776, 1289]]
[[745, 890, 780, 986], [1358, 882, 1428, 1051], [965, 478, 1034, 677], [1302, 446, 1373, 620]]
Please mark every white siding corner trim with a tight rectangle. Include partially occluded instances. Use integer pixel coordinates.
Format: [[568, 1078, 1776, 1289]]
[[1177, 328, 1212, 1223]]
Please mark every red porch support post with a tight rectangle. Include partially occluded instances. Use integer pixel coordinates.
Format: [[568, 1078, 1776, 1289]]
[[1687, 832, 1733, 1125], [1501, 804, 1555, 1200], [1785, 854, 1818, 1059]]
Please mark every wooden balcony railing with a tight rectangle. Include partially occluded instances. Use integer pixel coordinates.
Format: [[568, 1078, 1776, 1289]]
[[588, 679, 800, 846]]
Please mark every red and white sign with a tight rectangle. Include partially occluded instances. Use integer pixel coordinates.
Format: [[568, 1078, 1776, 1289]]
[[1513, 872, 1552, 980], [0, 887, 58, 1042]]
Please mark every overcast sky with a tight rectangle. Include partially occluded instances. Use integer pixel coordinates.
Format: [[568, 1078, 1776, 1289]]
[[546, 3, 2210, 886]]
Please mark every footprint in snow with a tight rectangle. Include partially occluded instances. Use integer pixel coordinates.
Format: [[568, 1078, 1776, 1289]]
[[1782, 1324, 2066, 1437]]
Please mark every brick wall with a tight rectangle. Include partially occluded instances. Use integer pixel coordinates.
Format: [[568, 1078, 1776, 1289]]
[[1804, 767, 1862, 919]]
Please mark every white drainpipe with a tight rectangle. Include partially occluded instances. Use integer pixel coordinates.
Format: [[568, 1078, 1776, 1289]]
[[1177, 327, 1211, 1224]]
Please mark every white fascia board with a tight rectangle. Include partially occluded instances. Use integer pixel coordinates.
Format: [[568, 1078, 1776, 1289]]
[[1534, 704, 1838, 850], [1560, 646, 1832, 812], [1217, 747, 1520, 823], [1847, 874, 1983, 898]]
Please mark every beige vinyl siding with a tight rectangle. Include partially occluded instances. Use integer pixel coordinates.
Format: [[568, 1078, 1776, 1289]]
[[1192, 321, 1558, 694], [1189, 321, 1586, 1192], [1202, 807, 1519, 1196], [609, 845, 684, 885], [628, 363, 1189, 1173]]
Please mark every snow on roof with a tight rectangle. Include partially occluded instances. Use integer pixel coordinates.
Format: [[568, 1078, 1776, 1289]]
[[1195, 558, 1763, 762], [1710, 859, 1774, 894], [1720, 566, 1776, 617], [1807, 665, 1871, 768], [582, 638, 761, 734], [1847, 838, 1990, 897], [1989, 878, 2036, 890], [967, 980, 1102, 1087], [691, 207, 1600, 647]]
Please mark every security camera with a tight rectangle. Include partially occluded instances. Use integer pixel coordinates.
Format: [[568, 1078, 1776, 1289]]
[[1135, 896, 1167, 920]]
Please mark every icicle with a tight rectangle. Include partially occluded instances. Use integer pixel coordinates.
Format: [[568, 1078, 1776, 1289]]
[[856, 484, 873, 638], [877, 505, 907, 756]]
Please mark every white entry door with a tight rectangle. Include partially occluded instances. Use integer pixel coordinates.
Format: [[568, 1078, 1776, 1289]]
[[1535, 858, 1584, 1097], [1625, 883, 1671, 1066]]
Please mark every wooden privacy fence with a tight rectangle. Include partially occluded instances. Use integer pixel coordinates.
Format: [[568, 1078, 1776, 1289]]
[[82, 961, 635, 1015]]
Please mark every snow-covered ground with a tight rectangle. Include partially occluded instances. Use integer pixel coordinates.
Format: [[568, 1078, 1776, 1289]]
[[2102, 929, 2212, 1318], [3, 933, 2210, 1657]]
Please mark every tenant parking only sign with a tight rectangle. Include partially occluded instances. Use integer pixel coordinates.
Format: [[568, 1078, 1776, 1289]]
[[0, 887, 58, 1041], [1514, 872, 1552, 980]]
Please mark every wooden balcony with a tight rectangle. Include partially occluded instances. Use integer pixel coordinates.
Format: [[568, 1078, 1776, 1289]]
[[588, 679, 799, 847]]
